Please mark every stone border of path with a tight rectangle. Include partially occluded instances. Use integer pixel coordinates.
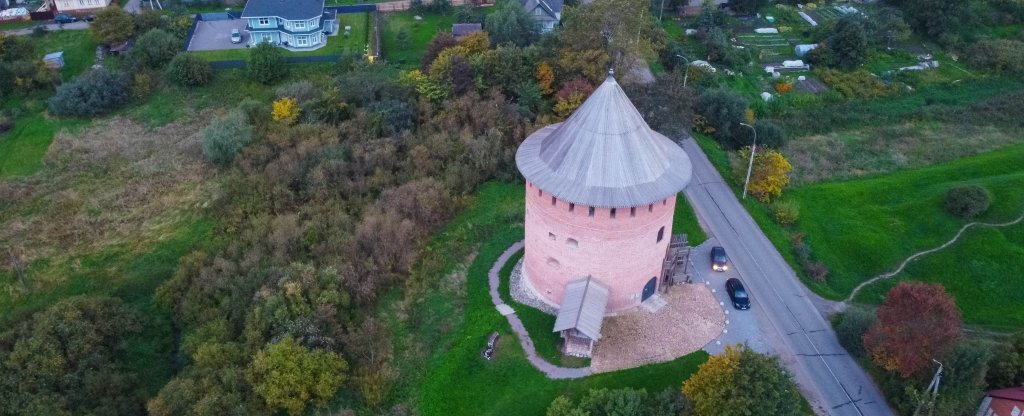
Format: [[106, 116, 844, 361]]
[[844, 207, 1024, 304], [488, 241, 592, 379]]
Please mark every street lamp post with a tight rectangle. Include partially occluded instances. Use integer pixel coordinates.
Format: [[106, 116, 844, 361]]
[[675, 54, 689, 87], [739, 122, 757, 200]]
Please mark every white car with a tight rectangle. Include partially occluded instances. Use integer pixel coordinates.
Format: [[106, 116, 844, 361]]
[[230, 29, 242, 44]]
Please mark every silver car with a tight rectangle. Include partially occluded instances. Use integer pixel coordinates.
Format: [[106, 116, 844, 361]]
[[230, 29, 242, 44]]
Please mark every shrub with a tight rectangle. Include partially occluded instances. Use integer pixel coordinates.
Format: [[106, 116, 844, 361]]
[[165, 52, 212, 87], [48, 68, 131, 117], [132, 28, 180, 69], [202, 110, 254, 165], [697, 88, 748, 148], [131, 71, 158, 99], [31, 25, 47, 38], [770, 199, 800, 224], [272, 97, 300, 125], [803, 261, 829, 282], [134, 9, 164, 35], [753, 119, 786, 148], [966, 39, 1024, 73], [248, 42, 287, 85], [275, 80, 318, 105], [774, 82, 792, 93], [90, 6, 134, 45], [835, 306, 877, 358], [731, 146, 792, 202], [944, 185, 991, 218]]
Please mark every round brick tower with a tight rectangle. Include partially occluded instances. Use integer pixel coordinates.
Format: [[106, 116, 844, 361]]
[[515, 74, 693, 314]]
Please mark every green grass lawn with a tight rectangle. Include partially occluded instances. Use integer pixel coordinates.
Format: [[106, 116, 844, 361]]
[[381, 11, 456, 68], [193, 13, 369, 61], [405, 182, 709, 416], [0, 30, 97, 178], [674, 193, 708, 246]]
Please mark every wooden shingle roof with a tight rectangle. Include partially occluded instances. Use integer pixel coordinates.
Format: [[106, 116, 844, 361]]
[[553, 276, 609, 340], [515, 75, 692, 208]]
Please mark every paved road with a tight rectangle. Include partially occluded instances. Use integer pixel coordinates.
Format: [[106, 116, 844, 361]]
[[680, 138, 893, 416]]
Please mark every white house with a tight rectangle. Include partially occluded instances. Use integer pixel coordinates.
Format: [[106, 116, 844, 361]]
[[53, 0, 112, 14], [241, 0, 336, 49]]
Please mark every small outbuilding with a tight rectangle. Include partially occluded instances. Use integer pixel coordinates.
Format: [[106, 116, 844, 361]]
[[43, 51, 65, 69], [553, 276, 610, 358]]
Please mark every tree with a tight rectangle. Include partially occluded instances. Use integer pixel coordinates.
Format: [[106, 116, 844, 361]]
[[132, 28, 181, 69], [553, 76, 595, 118], [624, 70, 696, 138], [731, 146, 792, 202], [272, 97, 300, 125], [248, 42, 287, 85], [966, 39, 1024, 73], [886, 0, 968, 37], [683, 344, 802, 416], [134, 9, 164, 35], [165, 52, 213, 86], [247, 337, 348, 416], [0, 297, 144, 416], [421, 33, 457, 70], [202, 110, 254, 164], [987, 331, 1024, 389], [696, 88, 748, 148], [485, 0, 540, 47], [864, 282, 964, 378], [536, 62, 555, 95], [752, 119, 786, 148], [828, 17, 868, 70], [458, 31, 490, 56], [48, 68, 131, 117], [90, 7, 134, 45], [557, 0, 661, 77], [727, 0, 766, 15]]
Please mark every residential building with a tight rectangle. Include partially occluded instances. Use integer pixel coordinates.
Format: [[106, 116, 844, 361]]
[[53, 0, 111, 14], [977, 387, 1024, 416], [521, 0, 561, 33], [241, 0, 336, 49]]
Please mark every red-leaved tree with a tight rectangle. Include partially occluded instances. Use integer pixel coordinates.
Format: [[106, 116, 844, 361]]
[[863, 281, 963, 378]]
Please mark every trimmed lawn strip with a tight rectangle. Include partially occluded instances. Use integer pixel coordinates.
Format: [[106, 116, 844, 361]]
[[673, 193, 708, 246], [414, 182, 709, 416], [380, 11, 456, 68]]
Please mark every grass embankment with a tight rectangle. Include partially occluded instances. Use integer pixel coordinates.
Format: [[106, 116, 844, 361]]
[[193, 13, 370, 61], [407, 182, 709, 416], [381, 11, 456, 68], [0, 30, 96, 178], [697, 133, 1024, 330]]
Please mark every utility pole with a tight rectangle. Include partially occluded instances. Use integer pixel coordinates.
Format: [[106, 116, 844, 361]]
[[913, 359, 944, 416], [739, 122, 757, 199], [675, 54, 689, 87]]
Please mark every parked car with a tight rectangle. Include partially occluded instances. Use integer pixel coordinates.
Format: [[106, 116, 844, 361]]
[[710, 246, 729, 272], [725, 278, 750, 310], [54, 14, 76, 24], [230, 29, 242, 44], [84, 14, 96, 22]]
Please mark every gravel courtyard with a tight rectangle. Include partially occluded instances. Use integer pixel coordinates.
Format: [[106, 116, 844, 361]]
[[590, 284, 724, 373]]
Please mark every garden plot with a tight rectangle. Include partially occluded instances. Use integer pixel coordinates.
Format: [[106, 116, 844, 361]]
[[734, 33, 795, 62]]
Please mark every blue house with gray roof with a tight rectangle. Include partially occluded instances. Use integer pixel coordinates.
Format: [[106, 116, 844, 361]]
[[242, 0, 337, 49]]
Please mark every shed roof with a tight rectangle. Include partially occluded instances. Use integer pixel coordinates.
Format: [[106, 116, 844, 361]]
[[43, 51, 64, 60], [451, 23, 482, 37], [515, 74, 692, 208], [553, 276, 609, 340], [987, 386, 1024, 402], [241, 0, 325, 20]]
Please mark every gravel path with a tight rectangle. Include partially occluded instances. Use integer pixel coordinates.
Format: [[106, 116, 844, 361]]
[[590, 283, 724, 373], [488, 241, 592, 379]]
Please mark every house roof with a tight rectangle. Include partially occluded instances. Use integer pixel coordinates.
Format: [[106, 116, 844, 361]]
[[515, 74, 693, 208], [451, 23, 482, 37], [988, 386, 1024, 402], [43, 51, 64, 60], [553, 276, 609, 340], [522, 0, 562, 17], [241, 0, 325, 20]]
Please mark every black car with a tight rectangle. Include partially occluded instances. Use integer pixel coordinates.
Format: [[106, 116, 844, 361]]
[[725, 278, 750, 310], [84, 14, 96, 22], [54, 14, 77, 24], [710, 246, 729, 272]]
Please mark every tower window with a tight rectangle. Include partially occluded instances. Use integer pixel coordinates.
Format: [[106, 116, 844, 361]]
[[663, 199, 668, 205], [548, 232, 556, 240], [610, 208, 616, 218], [630, 207, 636, 217], [551, 196, 557, 206], [569, 203, 575, 213], [657, 226, 665, 243], [588, 207, 595, 217], [566, 238, 578, 248], [649, 204, 654, 213], [538, 189, 543, 196]]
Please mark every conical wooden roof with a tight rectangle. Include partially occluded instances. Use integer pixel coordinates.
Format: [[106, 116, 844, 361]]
[[516, 75, 692, 208]]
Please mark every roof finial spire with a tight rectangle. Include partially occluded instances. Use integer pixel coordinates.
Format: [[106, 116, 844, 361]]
[[607, 68, 614, 79]]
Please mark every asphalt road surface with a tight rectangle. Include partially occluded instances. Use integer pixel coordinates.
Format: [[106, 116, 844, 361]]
[[681, 138, 893, 416]]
